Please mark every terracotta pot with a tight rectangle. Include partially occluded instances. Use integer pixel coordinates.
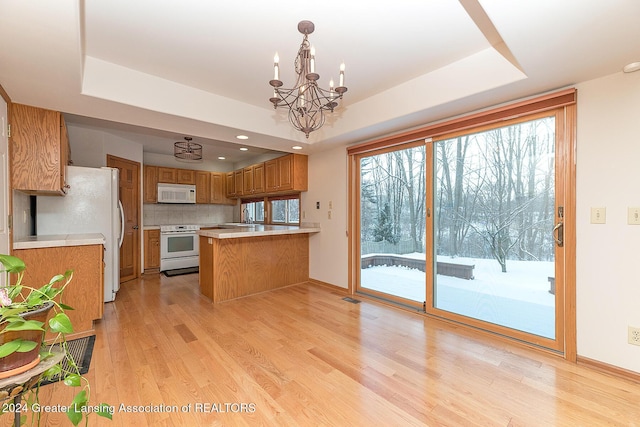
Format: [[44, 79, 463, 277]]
[[0, 301, 54, 377]]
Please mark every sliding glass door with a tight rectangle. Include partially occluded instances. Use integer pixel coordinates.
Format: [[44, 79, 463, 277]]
[[349, 90, 575, 354], [357, 143, 426, 308], [430, 114, 560, 342]]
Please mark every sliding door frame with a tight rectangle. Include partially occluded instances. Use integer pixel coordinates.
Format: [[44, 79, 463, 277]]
[[348, 89, 577, 360]]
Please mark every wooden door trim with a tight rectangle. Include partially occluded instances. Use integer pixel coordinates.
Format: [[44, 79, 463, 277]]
[[107, 154, 141, 281]]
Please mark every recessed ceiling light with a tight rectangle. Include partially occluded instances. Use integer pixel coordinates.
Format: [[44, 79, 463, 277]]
[[240, 147, 249, 151], [623, 62, 640, 73], [236, 135, 249, 140], [218, 156, 226, 160], [292, 146, 303, 150]]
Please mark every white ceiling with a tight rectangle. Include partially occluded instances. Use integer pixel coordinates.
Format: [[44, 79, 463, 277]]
[[1, 0, 639, 160]]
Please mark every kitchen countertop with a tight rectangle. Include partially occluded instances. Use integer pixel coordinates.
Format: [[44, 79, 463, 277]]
[[13, 233, 106, 250], [198, 224, 320, 239]]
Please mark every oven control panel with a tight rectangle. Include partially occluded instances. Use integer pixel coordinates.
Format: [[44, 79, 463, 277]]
[[160, 224, 201, 233]]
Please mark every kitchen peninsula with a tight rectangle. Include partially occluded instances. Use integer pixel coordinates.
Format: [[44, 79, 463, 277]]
[[198, 224, 320, 303]]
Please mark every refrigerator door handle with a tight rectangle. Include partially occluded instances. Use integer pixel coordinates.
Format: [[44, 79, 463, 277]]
[[118, 200, 125, 248]]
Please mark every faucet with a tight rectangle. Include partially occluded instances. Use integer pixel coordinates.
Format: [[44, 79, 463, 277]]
[[243, 208, 253, 224]]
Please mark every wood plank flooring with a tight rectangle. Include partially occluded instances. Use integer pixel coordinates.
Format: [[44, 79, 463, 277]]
[[3, 272, 640, 426]]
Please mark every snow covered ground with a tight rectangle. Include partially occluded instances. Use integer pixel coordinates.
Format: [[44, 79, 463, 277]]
[[360, 254, 555, 338]]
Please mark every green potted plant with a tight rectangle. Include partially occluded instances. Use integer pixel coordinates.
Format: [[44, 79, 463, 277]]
[[0, 254, 112, 425]]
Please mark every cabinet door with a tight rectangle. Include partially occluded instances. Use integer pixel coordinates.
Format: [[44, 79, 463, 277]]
[[11, 104, 67, 194], [157, 167, 177, 183], [143, 165, 158, 203], [177, 168, 196, 184], [225, 172, 235, 198], [211, 172, 230, 204], [277, 155, 294, 191], [243, 166, 254, 194], [253, 162, 265, 193], [144, 229, 160, 270], [265, 159, 278, 192], [234, 169, 244, 197], [195, 171, 210, 203]]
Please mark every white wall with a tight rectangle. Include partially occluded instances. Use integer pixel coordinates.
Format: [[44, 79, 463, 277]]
[[305, 147, 349, 288], [576, 70, 640, 373], [67, 125, 143, 167]]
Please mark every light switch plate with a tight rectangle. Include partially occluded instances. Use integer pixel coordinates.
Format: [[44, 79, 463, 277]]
[[628, 207, 640, 225], [591, 207, 606, 224]]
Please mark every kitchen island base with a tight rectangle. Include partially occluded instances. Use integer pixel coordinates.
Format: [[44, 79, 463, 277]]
[[199, 233, 309, 303]]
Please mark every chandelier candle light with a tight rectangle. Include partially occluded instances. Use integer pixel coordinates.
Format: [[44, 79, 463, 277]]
[[269, 20, 347, 138]]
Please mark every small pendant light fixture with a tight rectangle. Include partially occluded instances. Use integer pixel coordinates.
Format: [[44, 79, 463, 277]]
[[174, 137, 202, 161]]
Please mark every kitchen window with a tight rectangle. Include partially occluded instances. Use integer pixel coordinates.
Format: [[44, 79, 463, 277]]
[[271, 198, 300, 224], [241, 195, 300, 225], [241, 199, 265, 223]]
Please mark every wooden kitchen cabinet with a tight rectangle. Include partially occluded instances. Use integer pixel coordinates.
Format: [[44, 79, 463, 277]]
[[14, 244, 104, 339], [157, 167, 177, 183], [144, 229, 161, 272], [265, 154, 308, 193], [195, 171, 210, 203], [177, 168, 196, 184], [11, 103, 69, 195], [211, 172, 235, 205], [242, 162, 265, 195], [144, 165, 158, 203], [228, 169, 243, 198]]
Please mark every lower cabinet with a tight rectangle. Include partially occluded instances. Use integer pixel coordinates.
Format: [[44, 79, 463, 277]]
[[14, 244, 104, 339], [144, 229, 161, 273]]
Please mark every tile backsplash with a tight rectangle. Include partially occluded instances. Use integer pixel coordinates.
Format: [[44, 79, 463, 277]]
[[144, 203, 234, 226]]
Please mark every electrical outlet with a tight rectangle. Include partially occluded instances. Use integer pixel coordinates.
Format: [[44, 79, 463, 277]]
[[628, 326, 640, 346], [328, 210, 332, 220]]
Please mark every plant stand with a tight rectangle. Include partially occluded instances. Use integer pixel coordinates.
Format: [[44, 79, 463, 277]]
[[0, 350, 64, 427]]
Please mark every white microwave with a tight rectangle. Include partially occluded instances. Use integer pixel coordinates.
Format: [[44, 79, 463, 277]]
[[157, 183, 196, 204]]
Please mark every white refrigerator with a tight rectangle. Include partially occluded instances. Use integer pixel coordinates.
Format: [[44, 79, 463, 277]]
[[36, 166, 123, 303]]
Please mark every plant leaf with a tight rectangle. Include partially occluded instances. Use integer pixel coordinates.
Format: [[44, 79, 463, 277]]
[[49, 313, 73, 333], [72, 389, 87, 405], [97, 403, 113, 420], [43, 364, 62, 378], [66, 404, 83, 426], [0, 340, 21, 357], [14, 339, 38, 353], [3, 319, 44, 332], [58, 303, 75, 311], [0, 254, 26, 273], [63, 373, 82, 387]]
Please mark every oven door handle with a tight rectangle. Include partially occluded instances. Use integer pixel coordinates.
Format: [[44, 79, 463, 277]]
[[161, 231, 198, 236]]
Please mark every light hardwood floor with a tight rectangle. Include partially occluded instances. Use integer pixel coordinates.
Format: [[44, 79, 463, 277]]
[[3, 273, 640, 426]]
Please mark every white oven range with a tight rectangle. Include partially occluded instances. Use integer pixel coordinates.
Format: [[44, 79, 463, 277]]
[[160, 224, 200, 272]]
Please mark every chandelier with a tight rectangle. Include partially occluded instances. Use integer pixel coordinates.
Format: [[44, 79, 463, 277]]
[[174, 137, 202, 161], [269, 20, 347, 138]]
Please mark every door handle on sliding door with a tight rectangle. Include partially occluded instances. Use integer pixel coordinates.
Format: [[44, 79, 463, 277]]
[[553, 221, 564, 247]]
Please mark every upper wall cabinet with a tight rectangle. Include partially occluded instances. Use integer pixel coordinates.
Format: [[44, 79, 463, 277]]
[[177, 169, 196, 185], [265, 154, 308, 193], [242, 162, 265, 196], [210, 172, 235, 205], [143, 165, 158, 203], [157, 167, 177, 183], [195, 171, 210, 204], [11, 104, 69, 195]]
